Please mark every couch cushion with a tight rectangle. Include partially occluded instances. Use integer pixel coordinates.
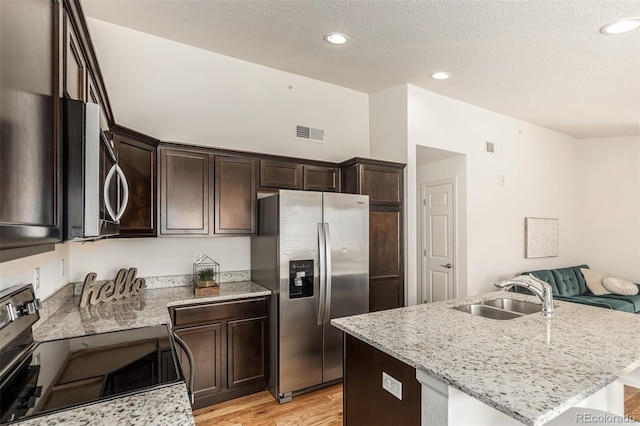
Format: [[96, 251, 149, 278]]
[[602, 277, 639, 296], [523, 265, 589, 297], [556, 295, 636, 313], [596, 288, 640, 312], [581, 268, 610, 295]]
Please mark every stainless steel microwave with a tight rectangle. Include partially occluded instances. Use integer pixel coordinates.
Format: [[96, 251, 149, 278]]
[[62, 98, 129, 240]]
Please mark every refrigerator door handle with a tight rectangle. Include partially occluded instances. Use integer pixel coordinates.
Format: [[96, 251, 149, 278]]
[[323, 223, 332, 323], [317, 223, 326, 326]]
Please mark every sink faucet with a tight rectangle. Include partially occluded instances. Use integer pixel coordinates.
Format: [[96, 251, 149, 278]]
[[495, 276, 554, 318]]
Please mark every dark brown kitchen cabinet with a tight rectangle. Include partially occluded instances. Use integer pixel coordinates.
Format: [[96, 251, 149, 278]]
[[0, 0, 62, 262], [175, 323, 223, 401], [113, 127, 159, 237], [63, 7, 85, 101], [159, 148, 211, 236], [227, 317, 267, 389], [214, 156, 256, 234], [170, 297, 268, 409], [259, 160, 302, 190], [340, 158, 406, 312], [258, 159, 339, 192], [303, 165, 339, 192]]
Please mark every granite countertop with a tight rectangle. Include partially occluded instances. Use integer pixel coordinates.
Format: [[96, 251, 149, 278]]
[[331, 291, 640, 426], [34, 281, 271, 341], [16, 281, 270, 426], [13, 383, 194, 426]]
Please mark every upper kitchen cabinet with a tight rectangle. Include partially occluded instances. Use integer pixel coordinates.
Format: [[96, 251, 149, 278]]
[[0, 0, 61, 261], [214, 156, 256, 235], [341, 158, 403, 205], [62, 0, 114, 126], [258, 159, 339, 192], [159, 147, 211, 236], [340, 158, 406, 312], [159, 145, 257, 237], [113, 126, 159, 237]]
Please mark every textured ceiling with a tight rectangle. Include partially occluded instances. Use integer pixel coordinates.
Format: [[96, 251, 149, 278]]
[[81, 0, 640, 138]]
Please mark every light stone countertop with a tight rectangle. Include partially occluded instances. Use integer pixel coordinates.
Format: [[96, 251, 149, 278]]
[[331, 291, 640, 426], [34, 281, 271, 341], [13, 383, 194, 426], [19, 281, 270, 426]]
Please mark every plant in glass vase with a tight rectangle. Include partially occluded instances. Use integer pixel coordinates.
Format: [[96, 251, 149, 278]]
[[197, 267, 216, 288]]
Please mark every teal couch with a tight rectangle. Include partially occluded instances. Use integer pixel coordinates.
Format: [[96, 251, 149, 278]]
[[515, 265, 640, 313]]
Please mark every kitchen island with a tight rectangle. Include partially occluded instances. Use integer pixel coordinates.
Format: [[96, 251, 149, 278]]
[[332, 291, 640, 426]]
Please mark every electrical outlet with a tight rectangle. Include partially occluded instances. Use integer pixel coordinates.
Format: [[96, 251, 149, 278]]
[[34, 267, 40, 290], [382, 372, 402, 400], [60, 259, 65, 276]]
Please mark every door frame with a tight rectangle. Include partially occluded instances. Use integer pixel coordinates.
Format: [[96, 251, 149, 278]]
[[420, 179, 457, 304]]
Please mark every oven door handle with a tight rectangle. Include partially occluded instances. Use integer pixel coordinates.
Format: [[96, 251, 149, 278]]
[[172, 332, 195, 405]]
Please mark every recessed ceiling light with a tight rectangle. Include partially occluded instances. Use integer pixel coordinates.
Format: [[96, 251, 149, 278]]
[[324, 33, 349, 45], [600, 17, 640, 35], [430, 72, 451, 80]]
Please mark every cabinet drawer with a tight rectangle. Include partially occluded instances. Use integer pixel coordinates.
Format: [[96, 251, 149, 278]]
[[172, 297, 268, 328]]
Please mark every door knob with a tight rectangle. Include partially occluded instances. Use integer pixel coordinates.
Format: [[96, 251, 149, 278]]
[[440, 263, 452, 269]]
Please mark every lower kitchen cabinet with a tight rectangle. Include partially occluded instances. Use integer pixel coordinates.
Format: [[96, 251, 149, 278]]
[[171, 297, 268, 409]]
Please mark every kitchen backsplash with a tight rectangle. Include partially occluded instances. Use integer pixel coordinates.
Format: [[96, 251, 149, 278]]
[[72, 270, 252, 295]]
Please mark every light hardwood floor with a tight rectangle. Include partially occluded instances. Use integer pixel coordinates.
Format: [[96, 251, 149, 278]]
[[194, 384, 640, 425], [193, 384, 342, 426]]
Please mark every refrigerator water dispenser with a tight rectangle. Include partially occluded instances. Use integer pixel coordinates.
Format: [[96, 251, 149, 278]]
[[289, 260, 314, 299]]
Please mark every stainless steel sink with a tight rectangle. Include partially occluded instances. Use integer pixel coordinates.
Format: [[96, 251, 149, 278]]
[[452, 297, 543, 320], [482, 298, 541, 315], [453, 304, 523, 320]]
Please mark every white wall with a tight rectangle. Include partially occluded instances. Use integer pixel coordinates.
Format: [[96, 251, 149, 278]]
[[416, 151, 468, 301], [575, 136, 640, 281], [68, 237, 250, 283], [87, 18, 369, 163], [405, 85, 584, 299], [0, 244, 70, 300], [369, 85, 408, 163]]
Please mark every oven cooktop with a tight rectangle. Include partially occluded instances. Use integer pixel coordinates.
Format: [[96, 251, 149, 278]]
[[0, 324, 182, 424]]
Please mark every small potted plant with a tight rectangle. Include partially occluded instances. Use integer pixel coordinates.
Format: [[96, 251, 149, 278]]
[[197, 267, 216, 288]]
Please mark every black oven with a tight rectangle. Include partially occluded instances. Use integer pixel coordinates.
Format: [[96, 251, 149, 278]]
[[0, 286, 185, 425]]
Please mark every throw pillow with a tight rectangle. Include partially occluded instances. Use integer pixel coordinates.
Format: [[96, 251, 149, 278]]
[[580, 268, 610, 295], [602, 277, 639, 296]]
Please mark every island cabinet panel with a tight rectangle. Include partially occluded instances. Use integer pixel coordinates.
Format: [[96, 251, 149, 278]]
[[170, 297, 268, 410], [344, 334, 421, 426], [303, 165, 340, 192], [259, 160, 302, 190], [0, 0, 62, 261], [159, 148, 211, 235], [175, 323, 223, 401], [214, 156, 256, 235], [113, 127, 158, 237], [340, 158, 406, 312]]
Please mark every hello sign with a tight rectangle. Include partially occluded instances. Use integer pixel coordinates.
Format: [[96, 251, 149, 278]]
[[79, 267, 146, 308]]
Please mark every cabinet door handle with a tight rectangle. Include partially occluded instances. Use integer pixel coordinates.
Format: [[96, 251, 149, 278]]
[[440, 263, 453, 269]]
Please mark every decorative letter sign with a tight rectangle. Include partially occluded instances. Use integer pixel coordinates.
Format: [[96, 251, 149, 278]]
[[79, 267, 146, 308]]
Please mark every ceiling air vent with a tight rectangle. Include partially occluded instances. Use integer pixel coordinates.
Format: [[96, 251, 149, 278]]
[[295, 125, 325, 143]]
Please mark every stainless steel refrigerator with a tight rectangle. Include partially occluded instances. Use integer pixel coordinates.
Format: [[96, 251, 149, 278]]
[[251, 190, 369, 403]]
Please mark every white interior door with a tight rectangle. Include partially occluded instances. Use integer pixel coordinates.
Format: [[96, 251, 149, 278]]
[[421, 182, 455, 303]]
